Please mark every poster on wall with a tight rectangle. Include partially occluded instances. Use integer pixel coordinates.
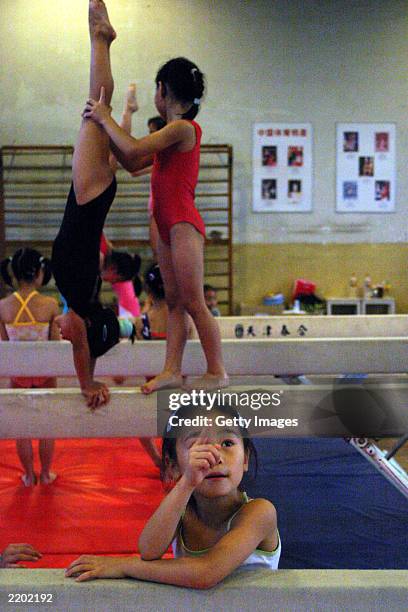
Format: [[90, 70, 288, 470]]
[[336, 123, 396, 213], [252, 123, 313, 212]]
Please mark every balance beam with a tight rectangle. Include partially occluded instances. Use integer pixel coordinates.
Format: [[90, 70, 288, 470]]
[[0, 388, 156, 438], [0, 569, 406, 611], [1, 337, 408, 377], [199, 315, 408, 339], [1, 384, 407, 439]]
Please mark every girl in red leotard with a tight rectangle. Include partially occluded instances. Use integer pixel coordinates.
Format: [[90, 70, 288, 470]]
[[83, 39, 228, 393]]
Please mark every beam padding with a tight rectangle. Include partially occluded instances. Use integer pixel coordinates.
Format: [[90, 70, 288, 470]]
[[0, 569, 407, 612], [1, 337, 408, 377]]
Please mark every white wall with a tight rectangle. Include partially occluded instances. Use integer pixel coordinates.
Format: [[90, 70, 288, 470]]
[[1, 0, 408, 243]]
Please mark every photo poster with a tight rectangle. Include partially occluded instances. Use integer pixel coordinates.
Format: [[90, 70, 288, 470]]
[[252, 123, 313, 212], [336, 123, 396, 212]]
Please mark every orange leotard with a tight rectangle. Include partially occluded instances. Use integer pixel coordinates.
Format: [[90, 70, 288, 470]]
[[151, 120, 205, 245]]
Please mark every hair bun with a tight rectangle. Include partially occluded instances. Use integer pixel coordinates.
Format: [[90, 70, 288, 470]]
[[144, 264, 165, 300]]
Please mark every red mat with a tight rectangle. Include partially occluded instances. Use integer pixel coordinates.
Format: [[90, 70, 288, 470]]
[[0, 438, 165, 568]]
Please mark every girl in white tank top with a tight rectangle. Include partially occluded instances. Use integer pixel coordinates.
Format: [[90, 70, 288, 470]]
[[66, 403, 280, 587]]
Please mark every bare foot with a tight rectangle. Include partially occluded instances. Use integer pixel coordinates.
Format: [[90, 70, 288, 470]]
[[40, 472, 57, 485], [141, 372, 183, 395], [125, 83, 138, 113], [89, 0, 116, 42], [183, 374, 230, 392], [21, 473, 37, 487]]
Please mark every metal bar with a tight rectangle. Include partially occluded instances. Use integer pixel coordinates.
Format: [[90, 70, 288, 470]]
[[385, 434, 408, 460]]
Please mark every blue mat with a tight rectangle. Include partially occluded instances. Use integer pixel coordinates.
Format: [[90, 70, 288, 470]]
[[243, 438, 408, 569]]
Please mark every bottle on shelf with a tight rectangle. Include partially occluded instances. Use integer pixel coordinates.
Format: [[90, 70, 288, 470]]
[[363, 274, 372, 298], [348, 273, 358, 298]]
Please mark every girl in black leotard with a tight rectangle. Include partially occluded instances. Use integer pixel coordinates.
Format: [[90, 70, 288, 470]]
[[52, 0, 132, 409]]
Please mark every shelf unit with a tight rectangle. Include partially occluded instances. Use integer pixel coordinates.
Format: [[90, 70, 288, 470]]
[[327, 297, 395, 315], [326, 298, 361, 315], [361, 298, 395, 315], [0, 144, 233, 313]]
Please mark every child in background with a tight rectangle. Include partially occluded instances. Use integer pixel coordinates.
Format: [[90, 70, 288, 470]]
[[99, 232, 141, 387], [139, 263, 194, 343], [0, 248, 60, 486], [204, 284, 221, 316], [66, 403, 279, 587], [139, 263, 168, 340], [148, 116, 166, 133], [82, 2, 228, 393], [99, 232, 142, 318]]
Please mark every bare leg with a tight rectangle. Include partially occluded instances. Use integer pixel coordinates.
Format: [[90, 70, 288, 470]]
[[139, 438, 161, 468], [142, 225, 228, 394], [141, 236, 185, 394], [149, 217, 160, 261], [16, 440, 37, 487], [171, 224, 228, 390], [39, 440, 57, 484], [73, 1, 116, 204]]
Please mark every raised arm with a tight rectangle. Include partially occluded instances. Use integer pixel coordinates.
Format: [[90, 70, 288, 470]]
[[55, 311, 109, 409], [139, 439, 221, 559], [138, 475, 194, 560], [83, 88, 192, 172], [109, 83, 138, 174]]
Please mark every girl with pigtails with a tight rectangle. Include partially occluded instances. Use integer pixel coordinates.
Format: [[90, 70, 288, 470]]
[[0, 248, 60, 486]]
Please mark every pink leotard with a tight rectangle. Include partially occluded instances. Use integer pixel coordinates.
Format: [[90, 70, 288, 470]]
[[151, 120, 205, 245], [111, 281, 141, 317], [99, 233, 141, 317]]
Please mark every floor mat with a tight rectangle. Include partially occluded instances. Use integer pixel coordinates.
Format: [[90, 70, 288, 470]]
[[244, 438, 408, 569], [0, 438, 164, 568]]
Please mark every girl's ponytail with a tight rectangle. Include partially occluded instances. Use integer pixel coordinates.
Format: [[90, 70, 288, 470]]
[[0, 257, 14, 288], [182, 66, 204, 120], [156, 57, 205, 120], [144, 263, 165, 300], [40, 257, 52, 286], [4, 248, 48, 285]]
